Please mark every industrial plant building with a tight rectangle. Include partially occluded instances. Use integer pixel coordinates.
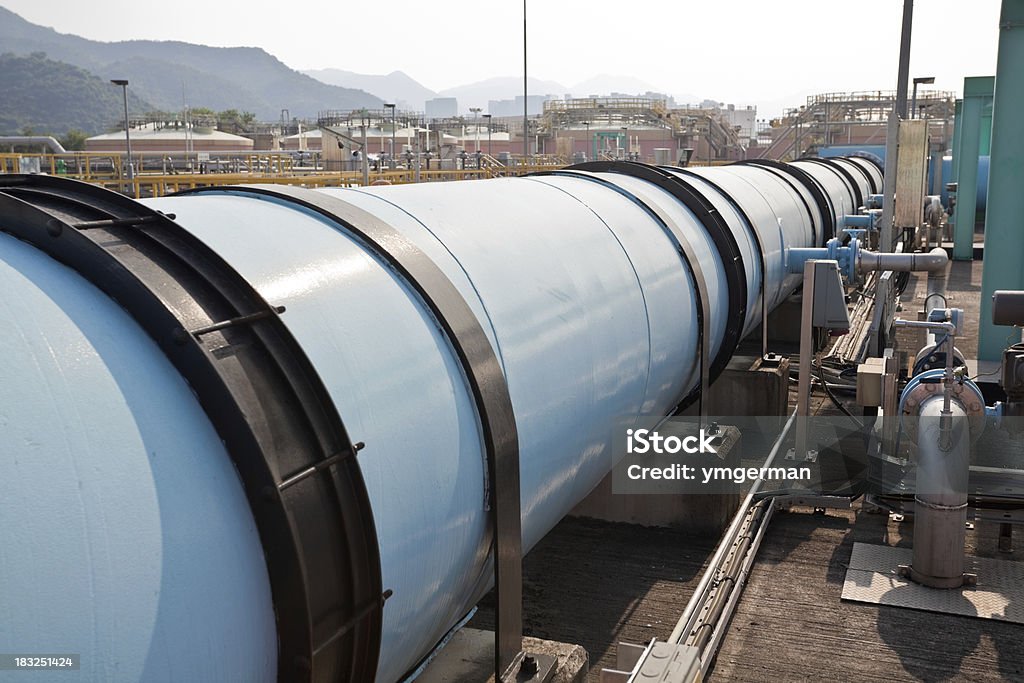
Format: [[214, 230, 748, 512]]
[[85, 121, 255, 153]]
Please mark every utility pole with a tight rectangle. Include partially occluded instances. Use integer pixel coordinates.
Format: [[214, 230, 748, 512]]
[[895, 0, 914, 118], [881, 0, 915, 251], [361, 119, 370, 186], [111, 79, 133, 193], [483, 113, 492, 156], [523, 0, 529, 162], [385, 103, 396, 169]]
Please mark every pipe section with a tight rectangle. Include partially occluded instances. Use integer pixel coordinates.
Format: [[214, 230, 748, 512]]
[[1, 157, 873, 683], [857, 247, 948, 274], [0, 135, 68, 153]]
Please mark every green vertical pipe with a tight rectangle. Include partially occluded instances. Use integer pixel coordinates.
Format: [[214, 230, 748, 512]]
[[950, 99, 962, 185], [979, 1, 1024, 360], [952, 77, 993, 260]]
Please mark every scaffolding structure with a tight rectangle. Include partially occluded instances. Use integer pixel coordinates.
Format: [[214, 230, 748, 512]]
[[536, 97, 746, 161], [756, 89, 957, 161]]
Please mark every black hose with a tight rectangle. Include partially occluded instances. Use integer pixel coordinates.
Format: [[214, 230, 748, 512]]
[[818, 362, 863, 426]]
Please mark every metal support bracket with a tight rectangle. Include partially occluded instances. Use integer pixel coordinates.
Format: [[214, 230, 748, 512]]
[[501, 652, 557, 683]]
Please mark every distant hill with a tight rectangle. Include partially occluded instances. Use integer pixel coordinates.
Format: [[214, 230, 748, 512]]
[[303, 69, 437, 111], [101, 57, 266, 114], [0, 52, 152, 136], [0, 6, 382, 120]]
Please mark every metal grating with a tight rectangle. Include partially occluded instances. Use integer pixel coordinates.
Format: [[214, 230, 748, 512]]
[[841, 542, 1024, 623]]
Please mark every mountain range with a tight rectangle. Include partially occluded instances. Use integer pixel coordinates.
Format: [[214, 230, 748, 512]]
[[0, 4, 381, 129], [0, 52, 151, 137], [0, 4, 707, 137]]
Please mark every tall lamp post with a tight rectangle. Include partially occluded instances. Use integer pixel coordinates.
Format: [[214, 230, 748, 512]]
[[912, 76, 935, 119], [621, 125, 628, 159], [384, 103, 396, 169], [111, 79, 133, 191], [523, 0, 528, 161], [483, 113, 492, 156], [469, 107, 481, 153]]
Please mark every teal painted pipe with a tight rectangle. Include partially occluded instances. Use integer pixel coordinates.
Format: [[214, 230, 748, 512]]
[[979, 1, 1024, 360], [952, 77, 993, 261], [950, 99, 962, 191]]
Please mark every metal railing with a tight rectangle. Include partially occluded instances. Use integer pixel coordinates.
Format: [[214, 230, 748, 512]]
[[0, 151, 300, 182], [83, 162, 585, 198]]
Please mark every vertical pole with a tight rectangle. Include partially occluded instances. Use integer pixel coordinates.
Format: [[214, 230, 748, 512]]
[[824, 101, 830, 148], [391, 106, 397, 170], [952, 78, 990, 261], [950, 99, 963, 186], [979, 0, 1024, 360], [895, 0, 914, 118], [879, 0, 915, 251], [523, 0, 529, 162], [414, 128, 421, 183], [122, 85, 134, 185], [795, 260, 819, 459], [794, 117, 800, 160], [880, 112, 900, 251], [361, 123, 370, 186]]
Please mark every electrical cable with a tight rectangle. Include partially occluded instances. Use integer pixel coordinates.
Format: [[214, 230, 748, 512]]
[[818, 361, 863, 426]]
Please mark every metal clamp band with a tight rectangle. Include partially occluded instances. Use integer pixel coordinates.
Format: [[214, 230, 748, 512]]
[[736, 159, 835, 243], [179, 184, 524, 681], [565, 161, 748, 399], [798, 157, 866, 210], [667, 167, 770, 355], [0, 174, 383, 682], [536, 169, 714, 415]]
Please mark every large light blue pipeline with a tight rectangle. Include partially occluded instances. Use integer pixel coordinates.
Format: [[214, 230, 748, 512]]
[[0, 155, 880, 682]]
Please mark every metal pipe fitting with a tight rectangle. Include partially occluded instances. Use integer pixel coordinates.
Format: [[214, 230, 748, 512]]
[[893, 318, 957, 335], [858, 246, 948, 274], [0, 135, 68, 154]]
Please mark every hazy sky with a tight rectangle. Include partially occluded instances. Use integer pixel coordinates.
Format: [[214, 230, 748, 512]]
[[5, 0, 1002, 116]]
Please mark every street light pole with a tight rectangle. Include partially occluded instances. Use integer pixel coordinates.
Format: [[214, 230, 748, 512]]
[[912, 76, 935, 119], [385, 103, 396, 169], [111, 79, 133, 192], [483, 113, 492, 156], [894, 0, 915, 118], [523, 0, 528, 162]]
